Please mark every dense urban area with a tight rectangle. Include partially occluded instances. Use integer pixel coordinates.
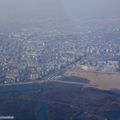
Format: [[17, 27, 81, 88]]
[[1, 0, 120, 120], [0, 19, 120, 84]]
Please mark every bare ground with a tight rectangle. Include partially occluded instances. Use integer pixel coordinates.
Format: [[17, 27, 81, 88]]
[[64, 69, 120, 90]]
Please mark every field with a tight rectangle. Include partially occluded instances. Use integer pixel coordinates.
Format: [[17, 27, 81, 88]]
[[64, 69, 120, 90]]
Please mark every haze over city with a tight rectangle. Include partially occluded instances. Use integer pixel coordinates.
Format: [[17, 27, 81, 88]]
[[0, 0, 120, 25], [0, 0, 120, 120]]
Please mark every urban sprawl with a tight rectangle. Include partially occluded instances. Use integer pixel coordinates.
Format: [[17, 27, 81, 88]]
[[0, 21, 120, 84]]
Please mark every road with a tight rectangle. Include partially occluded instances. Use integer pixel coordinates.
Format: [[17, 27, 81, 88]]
[[0, 57, 82, 87]]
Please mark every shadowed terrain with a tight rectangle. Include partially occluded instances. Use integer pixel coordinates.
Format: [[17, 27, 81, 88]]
[[0, 82, 120, 120]]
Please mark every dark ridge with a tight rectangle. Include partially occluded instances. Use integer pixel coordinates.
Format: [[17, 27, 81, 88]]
[[59, 76, 90, 83]]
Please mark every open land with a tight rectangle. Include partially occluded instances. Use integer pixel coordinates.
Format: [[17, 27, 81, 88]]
[[0, 82, 120, 120], [64, 69, 120, 90]]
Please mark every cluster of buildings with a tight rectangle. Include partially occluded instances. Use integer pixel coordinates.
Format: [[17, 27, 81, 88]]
[[76, 60, 120, 72], [0, 22, 120, 84]]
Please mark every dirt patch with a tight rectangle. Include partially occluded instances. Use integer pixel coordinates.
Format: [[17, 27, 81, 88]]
[[64, 69, 120, 90]]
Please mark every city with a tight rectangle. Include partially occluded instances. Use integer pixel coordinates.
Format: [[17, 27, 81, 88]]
[[0, 0, 120, 120], [0, 19, 120, 84]]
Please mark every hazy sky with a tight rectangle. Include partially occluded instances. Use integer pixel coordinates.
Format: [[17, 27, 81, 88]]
[[62, 0, 120, 19], [0, 0, 120, 24]]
